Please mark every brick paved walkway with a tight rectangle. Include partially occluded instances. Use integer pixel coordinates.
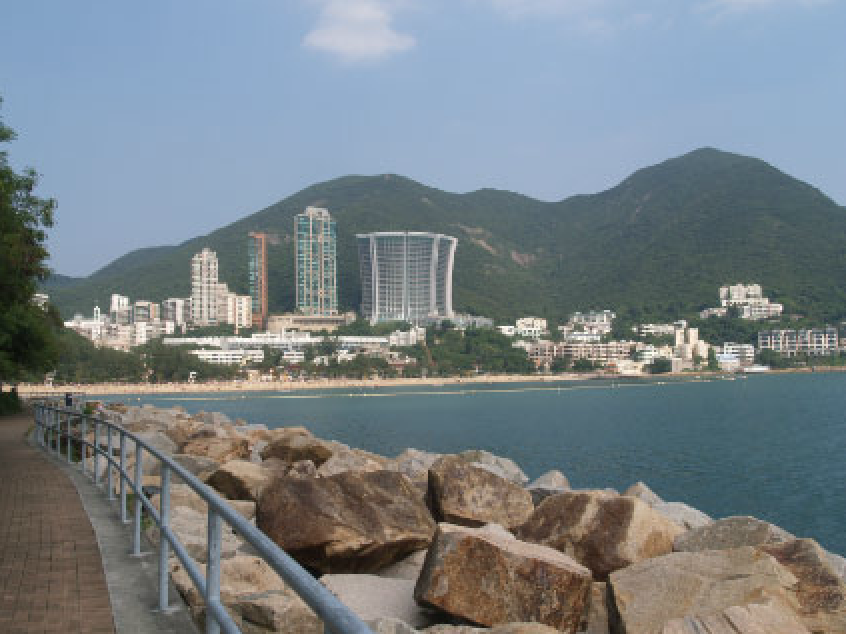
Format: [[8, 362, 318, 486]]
[[0, 411, 116, 634]]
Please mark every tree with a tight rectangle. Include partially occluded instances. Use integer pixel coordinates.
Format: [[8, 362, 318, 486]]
[[0, 99, 59, 392], [648, 358, 673, 374], [707, 347, 719, 371]]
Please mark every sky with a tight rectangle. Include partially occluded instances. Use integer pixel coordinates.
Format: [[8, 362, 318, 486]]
[[1, 0, 844, 277]]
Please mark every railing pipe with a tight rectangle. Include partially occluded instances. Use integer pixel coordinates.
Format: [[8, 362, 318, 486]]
[[120, 432, 128, 523], [133, 439, 143, 556], [107, 426, 115, 500], [81, 417, 89, 473], [159, 465, 171, 611], [206, 510, 222, 634], [94, 421, 101, 486]]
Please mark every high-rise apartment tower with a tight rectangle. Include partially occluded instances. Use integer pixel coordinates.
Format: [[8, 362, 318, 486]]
[[356, 231, 457, 323], [248, 232, 269, 329], [295, 207, 338, 316], [191, 248, 219, 326]]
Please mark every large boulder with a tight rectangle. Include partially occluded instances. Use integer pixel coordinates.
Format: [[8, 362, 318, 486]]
[[652, 501, 712, 531], [170, 555, 321, 633], [150, 453, 220, 480], [516, 490, 684, 580], [257, 470, 435, 573], [260, 428, 334, 467], [180, 436, 251, 463], [207, 460, 278, 502], [150, 483, 256, 520], [392, 448, 442, 483], [608, 547, 800, 634], [659, 600, 810, 633], [377, 549, 428, 581], [428, 455, 534, 530], [321, 574, 439, 629], [581, 582, 609, 634], [674, 515, 793, 553], [145, 506, 242, 562], [425, 625, 564, 634], [526, 470, 570, 506], [317, 446, 388, 477], [760, 538, 846, 633], [624, 481, 664, 507], [458, 449, 529, 486], [414, 523, 592, 632]]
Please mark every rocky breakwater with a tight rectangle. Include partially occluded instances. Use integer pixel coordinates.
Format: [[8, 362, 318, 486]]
[[104, 403, 846, 634]]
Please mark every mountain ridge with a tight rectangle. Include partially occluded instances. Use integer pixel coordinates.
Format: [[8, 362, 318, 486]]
[[45, 147, 846, 323]]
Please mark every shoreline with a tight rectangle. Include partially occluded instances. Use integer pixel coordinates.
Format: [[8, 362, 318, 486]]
[[15, 366, 845, 396]]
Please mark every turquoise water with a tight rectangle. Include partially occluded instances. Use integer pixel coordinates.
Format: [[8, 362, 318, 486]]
[[97, 373, 846, 555]]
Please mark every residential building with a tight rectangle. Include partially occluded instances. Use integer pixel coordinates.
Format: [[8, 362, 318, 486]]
[[722, 342, 756, 365], [132, 300, 159, 323], [163, 298, 191, 329], [248, 232, 269, 329], [758, 328, 839, 357], [267, 312, 356, 334], [356, 231, 457, 323], [515, 317, 547, 339], [497, 325, 517, 337], [296, 207, 338, 316], [191, 248, 219, 327], [110, 294, 131, 325], [701, 283, 783, 320], [636, 321, 687, 337], [190, 349, 264, 365], [569, 310, 615, 334]]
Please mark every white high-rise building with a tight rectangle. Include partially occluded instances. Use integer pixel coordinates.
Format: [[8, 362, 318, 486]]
[[110, 294, 131, 325], [191, 248, 220, 327]]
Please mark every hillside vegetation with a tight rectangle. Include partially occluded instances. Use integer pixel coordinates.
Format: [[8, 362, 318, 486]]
[[46, 148, 846, 324]]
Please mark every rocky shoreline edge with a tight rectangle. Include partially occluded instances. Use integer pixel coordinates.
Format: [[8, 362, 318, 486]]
[[95, 402, 846, 634]]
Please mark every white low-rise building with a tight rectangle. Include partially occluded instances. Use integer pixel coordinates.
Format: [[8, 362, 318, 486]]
[[722, 342, 756, 365], [515, 317, 548, 339], [758, 327, 838, 357], [190, 349, 264, 365]]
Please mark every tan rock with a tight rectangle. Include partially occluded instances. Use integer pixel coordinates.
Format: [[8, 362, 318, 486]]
[[180, 436, 251, 463], [170, 555, 321, 633], [760, 538, 846, 633], [257, 470, 435, 573], [674, 515, 794, 553], [660, 600, 810, 633], [321, 574, 439, 629], [608, 547, 800, 634], [207, 460, 277, 502], [317, 447, 388, 477], [582, 582, 610, 634], [428, 455, 534, 530], [414, 523, 592, 633], [145, 505, 242, 563], [260, 427, 333, 467], [516, 490, 683, 580]]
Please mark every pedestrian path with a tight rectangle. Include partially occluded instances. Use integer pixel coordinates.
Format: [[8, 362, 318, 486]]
[[0, 411, 115, 634]]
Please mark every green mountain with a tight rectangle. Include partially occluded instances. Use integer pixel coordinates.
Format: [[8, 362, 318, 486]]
[[45, 148, 846, 324]]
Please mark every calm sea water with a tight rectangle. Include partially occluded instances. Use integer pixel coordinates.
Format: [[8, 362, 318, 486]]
[[95, 373, 846, 555]]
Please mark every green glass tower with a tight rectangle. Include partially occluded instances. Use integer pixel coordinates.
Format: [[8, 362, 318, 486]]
[[295, 207, 338, 316]]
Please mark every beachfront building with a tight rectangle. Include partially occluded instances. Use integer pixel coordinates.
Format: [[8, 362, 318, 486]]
[[722, 342, 756, 366], [296, 207, 338, 317], [191, 248, 220, 327], [248, 231, 269, 329], [758, 327, 839, 357], [356, 231, 457, 324]]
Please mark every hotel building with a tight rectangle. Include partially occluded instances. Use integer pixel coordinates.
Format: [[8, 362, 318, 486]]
[[356, 231, 457, 323]]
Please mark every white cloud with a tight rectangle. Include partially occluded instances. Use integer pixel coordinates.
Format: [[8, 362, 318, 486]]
[[303, 0, 415, 63]]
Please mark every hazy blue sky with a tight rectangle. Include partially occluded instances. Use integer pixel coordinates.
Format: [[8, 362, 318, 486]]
[[2, 0, 844, 276]]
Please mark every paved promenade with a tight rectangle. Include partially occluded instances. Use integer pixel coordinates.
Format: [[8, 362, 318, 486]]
[[0, 411, 115, 634]]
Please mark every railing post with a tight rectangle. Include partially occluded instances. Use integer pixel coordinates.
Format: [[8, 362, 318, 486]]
[[66, 411, 73, 464], [120, 432, 128, 524], [158, 465, 171, 611], [133, 440, 143, 556], [107, 423, 115, 501], [94, 421, 101, 486], [81, 417, 89, 473], [50, 408, 56, 454], [206, 510, 222, 634]]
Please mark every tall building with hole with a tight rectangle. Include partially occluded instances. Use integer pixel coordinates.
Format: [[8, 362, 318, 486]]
[[191, 248, 219, 326], [295, 207, 338, 316], [248, 232, 269, 329], [356, 231, 457, 323]]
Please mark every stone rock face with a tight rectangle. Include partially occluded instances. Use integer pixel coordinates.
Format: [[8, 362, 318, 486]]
[[674, 515, 793, 553], [257, 470, 435, 573], [377, 549, 428, 581], [582, 582, 610, 634], [527, 470, 570, 506], [317, 447, 388, 477], [207, 460, 277, 502], [321, 574, 439, 629], [458, 449, 529, 485], [516, 490, 684, 580], [608, 547, 799, 634], [414, 523, 592, 632], [150, 453, 220, 479], [180, 436, 251, 463], [425, 625, 564, 634], [393, 448, 442, 483], [134, 430, 178, 470], [652, 501, 712, 531], [759, 538, 846, 633], [828, 551, 846, 582], [624, 481, 664, 507], [366, 618, 419, 634], [260, 428, 334, 467], [428, 455, 534, 530], [659, 600, 811, 634], [145, 506, 242, 563], [170, 555, 321, 633]]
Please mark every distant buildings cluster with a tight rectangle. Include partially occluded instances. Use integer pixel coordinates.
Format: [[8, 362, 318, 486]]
[[700, 283, 783, 320]]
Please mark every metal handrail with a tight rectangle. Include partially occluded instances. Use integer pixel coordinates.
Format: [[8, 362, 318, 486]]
[[33, 403, 374, 634]]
